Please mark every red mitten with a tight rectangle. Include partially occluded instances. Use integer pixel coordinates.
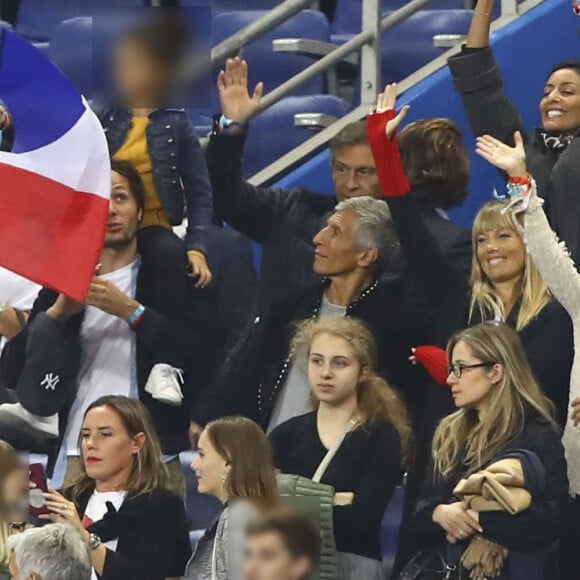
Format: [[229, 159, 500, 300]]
[[366, 110, 410, 197], [413, 345, 449, 386]]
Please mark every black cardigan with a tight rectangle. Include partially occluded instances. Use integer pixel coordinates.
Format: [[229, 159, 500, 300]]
[[448, 45, 580, 264], [411, 419, 568, 554], [68, 486, 192, 580], [270, 412, 403, 561]]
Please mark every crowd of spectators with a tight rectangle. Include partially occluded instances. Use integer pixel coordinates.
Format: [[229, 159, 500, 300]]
[[0, 0, 579, 579]]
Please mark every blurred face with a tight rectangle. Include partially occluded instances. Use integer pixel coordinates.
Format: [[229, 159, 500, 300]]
[[245, 531, 310, 580], [1, 464, 27, 513], [332, 145, 381, 202], [191, 431, 230, 501], [475, 227, 525, 285], [113, 38, 168, 107], [446, 340, 501, 415], [80, 406, 144, 489], [540, 68, 580, 134], [308, 333, 362, 407], [106, 171, 141, 250], [313, 209, 372, 277]]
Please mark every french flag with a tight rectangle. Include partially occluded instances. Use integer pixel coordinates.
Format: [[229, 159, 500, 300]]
[[0, 29, 110, 301]]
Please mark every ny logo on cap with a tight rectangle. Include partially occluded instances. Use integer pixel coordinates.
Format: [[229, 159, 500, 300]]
[[41, 373, 60, 391]]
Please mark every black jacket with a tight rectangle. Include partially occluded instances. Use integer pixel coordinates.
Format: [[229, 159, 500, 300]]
[[448, 45, 580, 263], [0, 228, 214, 475], [191, 275, 434, 431], [207, 131, 472, 314], [411, 419, 568, 577], [68, 486, 191, 580]]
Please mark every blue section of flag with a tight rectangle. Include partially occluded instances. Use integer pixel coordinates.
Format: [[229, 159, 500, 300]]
[[0, 29, 85, 153]]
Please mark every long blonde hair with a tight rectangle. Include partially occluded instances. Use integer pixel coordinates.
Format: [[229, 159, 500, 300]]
[[71, 396, 169, 503], [469, 200, 551, 331], [432, 322, 554, 478], [291, 317, 412, 460]]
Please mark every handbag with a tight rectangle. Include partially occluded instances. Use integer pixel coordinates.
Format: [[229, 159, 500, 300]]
[[397, 545, 465, 580]]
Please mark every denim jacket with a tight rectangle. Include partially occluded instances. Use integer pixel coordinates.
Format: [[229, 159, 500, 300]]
[[99, 107, 212, 253]]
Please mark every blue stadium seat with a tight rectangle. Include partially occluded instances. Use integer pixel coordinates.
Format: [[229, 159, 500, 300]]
[[380, 9, 473, 83], [211, 10, 331, 107], [12, 0, 146, 43], [380, 483, 406, 576], [243, 95, 347, 178], [331, 0, 471, 36], [47, 17, 93, 98], [180, 0, 280, 16]]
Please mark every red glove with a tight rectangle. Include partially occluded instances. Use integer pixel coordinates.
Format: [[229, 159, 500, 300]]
[[413, 345, 449, 386], [366, 109, 410, 197]]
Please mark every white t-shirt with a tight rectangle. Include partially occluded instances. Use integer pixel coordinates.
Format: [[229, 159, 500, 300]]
[[0, 267, 41, 352], [82, 490, 127, 580], [63, 261, 136, 455]]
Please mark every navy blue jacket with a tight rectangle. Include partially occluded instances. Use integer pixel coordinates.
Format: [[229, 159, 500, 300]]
[[99, 107, 213, 253]]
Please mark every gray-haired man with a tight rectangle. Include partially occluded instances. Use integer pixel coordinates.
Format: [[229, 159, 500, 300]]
[[8, 523, 91, 580]]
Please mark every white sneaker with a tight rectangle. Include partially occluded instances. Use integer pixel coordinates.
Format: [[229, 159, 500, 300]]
[[145, 364, 184, 406], [0, 403, 58, 439]]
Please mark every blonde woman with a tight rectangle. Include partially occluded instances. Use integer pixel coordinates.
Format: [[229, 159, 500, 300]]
[[411, 322, 568, 579], [476, 129, 580, 580], [269, 317, 411, 579], [365, 85, 573, 426]]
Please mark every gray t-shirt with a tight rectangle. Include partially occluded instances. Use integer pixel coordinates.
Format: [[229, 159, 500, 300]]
[[267, 294, 347, 432]]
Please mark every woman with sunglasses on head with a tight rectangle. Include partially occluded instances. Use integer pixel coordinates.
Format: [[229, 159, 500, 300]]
[[476, 129, 580, 580], [447, 0, 580, 263], [270, 317, 412, 579], [366, 84, 573, 429], [409, 322, 568, 579], [184, 416, 279, 580]]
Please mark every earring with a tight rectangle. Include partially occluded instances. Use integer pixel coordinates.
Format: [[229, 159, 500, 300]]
[[221, 473, 227, 484]]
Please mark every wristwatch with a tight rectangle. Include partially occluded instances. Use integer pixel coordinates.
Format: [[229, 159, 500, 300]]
[[88, 533, 102, 551], [212, 114, 248, 135]]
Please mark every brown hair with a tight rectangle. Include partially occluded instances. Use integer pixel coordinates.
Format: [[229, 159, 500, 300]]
[[329, 121, 369, 165], [204, 417, 278, 499], [247, 509, 321, 575], [291, 317, 412, 461], [71, 396, 168, 502], [398, 118, 470, 209], [433, 322, 555, 478], [111, 159, 146, 212]]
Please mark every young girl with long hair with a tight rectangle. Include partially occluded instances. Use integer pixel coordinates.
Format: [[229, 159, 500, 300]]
[[184, 416, 279, 580], [269, 317, 411, 580], [411, 322, 568, 579]]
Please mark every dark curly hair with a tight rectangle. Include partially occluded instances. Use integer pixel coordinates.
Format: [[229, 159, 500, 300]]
[[110, 159, 146, 212]]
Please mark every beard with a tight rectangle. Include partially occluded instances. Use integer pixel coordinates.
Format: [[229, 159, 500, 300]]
[[104, 224, 138, 250]]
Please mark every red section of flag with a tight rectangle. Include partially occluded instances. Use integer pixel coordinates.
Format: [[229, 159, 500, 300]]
[[82, 514, 94, 528], [0, 163, 108, 300]]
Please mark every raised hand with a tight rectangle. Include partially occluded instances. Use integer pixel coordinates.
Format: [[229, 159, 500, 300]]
[[476, 132, 528, 178], [217, 57, 264, 124], [371, 83, 410, 140]]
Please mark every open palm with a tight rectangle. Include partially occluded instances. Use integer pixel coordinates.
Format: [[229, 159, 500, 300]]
[[476, 132, 527, 178], [371, 83, 410, 139]]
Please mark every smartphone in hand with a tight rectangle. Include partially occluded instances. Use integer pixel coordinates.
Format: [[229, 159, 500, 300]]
[[28, 463, 49, 516]]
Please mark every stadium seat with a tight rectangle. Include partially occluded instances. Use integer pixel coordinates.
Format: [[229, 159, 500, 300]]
[[12, 0, 146, 43], [47, 17, 93, 98], [380, 482, 406, 576], [180, 0, 282, 16], [211, 9, 331, 107], [243, 94, 347, 178], [380, 9, 473, 84]]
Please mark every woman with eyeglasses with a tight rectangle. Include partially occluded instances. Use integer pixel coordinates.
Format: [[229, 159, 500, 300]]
[[410, 322, 568, 579], [366, 84, 573, 428]]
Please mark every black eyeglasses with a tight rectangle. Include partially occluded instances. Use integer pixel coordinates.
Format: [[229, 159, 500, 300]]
[[447, 362, 495, 379]]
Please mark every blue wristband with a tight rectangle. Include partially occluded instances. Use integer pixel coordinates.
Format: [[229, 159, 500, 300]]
[[127, 304, 145, 326], [219, 114, 248, 130]]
